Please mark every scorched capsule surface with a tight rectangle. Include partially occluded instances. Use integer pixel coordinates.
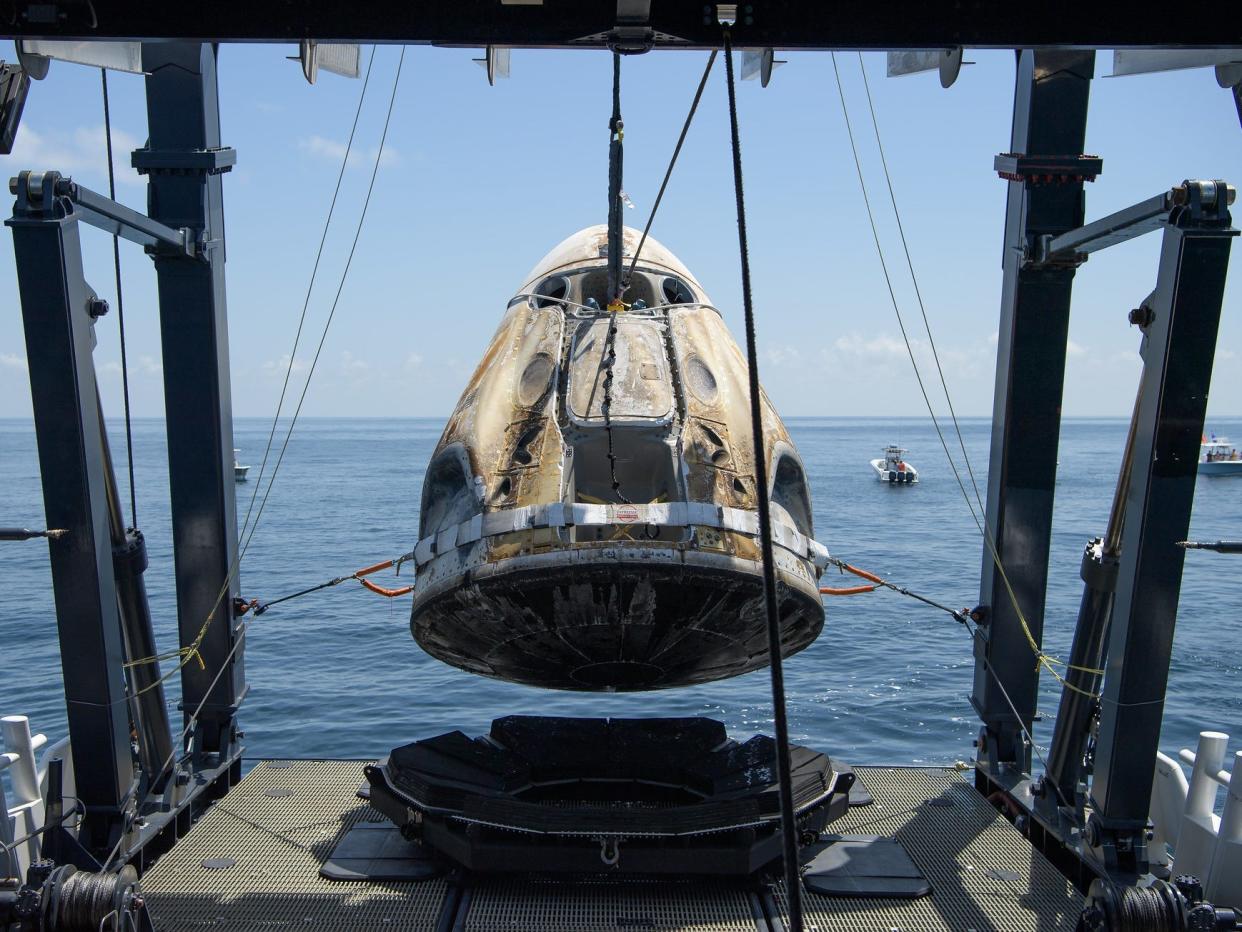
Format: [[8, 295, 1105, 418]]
[[409, 226, 826, 690]]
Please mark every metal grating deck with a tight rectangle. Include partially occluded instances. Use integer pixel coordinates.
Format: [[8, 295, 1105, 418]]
[[770, 768, 1083, 931], [141, 761, 450, 930], [140, 761, 1082, 931], [460, 878, 763, 931]]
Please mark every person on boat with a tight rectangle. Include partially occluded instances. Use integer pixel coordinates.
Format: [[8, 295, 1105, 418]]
[[897, 460, 906, 472]]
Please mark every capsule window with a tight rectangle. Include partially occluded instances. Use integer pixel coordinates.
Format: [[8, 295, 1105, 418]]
[[532, 276, 570, 308], [662, 277, 696, 305], [771, 453, 813, 537]]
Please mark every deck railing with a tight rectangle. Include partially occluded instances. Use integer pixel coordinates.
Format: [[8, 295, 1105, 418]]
[[1151, 730, 1241, 907], [1, 714, 73, 881]]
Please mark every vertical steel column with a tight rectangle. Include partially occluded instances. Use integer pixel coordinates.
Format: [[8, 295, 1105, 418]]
[[136, 43, 244, 753], [6, 174, 134, 852], [973, 50, 1095, 769], [1088, 186, 1236, 873]]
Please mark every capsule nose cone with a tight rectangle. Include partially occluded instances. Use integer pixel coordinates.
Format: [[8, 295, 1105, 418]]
[[412, 558, 824, 691]]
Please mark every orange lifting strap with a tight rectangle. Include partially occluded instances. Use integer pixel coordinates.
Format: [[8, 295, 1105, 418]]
[[819, 562, 884, 596]]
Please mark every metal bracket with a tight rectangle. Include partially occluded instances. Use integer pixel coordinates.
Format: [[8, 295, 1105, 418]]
[[1027, 180, 1235, 269], [131, 146, 236, 176], [604, 0, 655, 53], [9, 170, 198, 258], [995, 152, 1103, 186]]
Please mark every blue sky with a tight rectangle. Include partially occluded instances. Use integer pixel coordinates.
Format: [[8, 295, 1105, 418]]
[[0, 43, 1238, 421]]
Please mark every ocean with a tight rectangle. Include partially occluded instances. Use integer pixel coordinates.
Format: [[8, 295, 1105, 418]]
[[1, 416, 1239, 778]]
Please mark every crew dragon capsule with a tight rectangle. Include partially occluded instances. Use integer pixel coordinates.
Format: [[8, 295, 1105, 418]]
[[408, 226, 828, 691]]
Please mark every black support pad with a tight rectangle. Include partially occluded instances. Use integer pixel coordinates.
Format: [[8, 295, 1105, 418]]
[[320, 819, 441, 882], [802, 834, 931, 899]]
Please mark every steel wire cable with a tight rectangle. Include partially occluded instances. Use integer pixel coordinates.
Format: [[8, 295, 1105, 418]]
[[854, 53, 988, 522], [238, 44, 378, 543], [721, 30, 804, 932], [828, 54, 1101, 698], [104, 47, 407, 871], [622, 50, 717, 291], [236, 43, 405, 562], [120, 46, 383, 681], [100, 69, 136, 525]]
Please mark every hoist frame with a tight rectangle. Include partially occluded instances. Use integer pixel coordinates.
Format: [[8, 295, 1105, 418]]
[[972, 50, 1236, 884], [5, 42, 246, 867], [2, 6, 1239, 899]]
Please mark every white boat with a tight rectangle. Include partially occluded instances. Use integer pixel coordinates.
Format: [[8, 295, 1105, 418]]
[[1199, 436, 1242, 476], [234, 449, 250, 482], [870, 445, 918, 484]]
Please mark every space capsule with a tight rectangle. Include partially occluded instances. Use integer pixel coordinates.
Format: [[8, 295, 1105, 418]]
[[408, 226, 827, 690]]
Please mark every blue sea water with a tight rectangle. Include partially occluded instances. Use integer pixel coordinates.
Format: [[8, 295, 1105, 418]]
[[1, 416, 1239, 776]]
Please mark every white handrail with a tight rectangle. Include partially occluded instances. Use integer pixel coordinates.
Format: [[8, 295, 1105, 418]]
[[2, 715, 57, 882], [1179, 747, 1233, 787], [1169, 732, 1241, 908]]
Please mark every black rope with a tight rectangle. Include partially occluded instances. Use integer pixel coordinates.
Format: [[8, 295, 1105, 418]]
[[101, 68, 137, 526], [599, 50, 631, 504], [600, 310, 632, 504], [623, 50, 717, 292], [721, 31, 804, 932], [607, 50, 624, 302]]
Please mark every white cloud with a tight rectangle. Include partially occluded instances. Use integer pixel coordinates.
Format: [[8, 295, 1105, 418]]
[[404, 352, 424, 370], [261, 354, 307, 374], [833, 332, 911, 360], [97, 357, 161, 377], [4, 124, 145, 187], [298, 135, 400, 170], [340, 350, 369, 372], [763, 344, 801, 367], [1219, 348, 1237, 361], [1066, 340, 1087, 357], [1, 353, 28, 371]]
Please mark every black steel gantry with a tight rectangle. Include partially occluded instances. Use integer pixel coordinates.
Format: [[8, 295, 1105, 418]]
[[2, 6, 1239, 900], [972, 54, 1236, 880], [6, 42, 245, 866]]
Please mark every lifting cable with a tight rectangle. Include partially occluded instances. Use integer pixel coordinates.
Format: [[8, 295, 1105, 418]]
[[855, 54, 987, 523], [121, 45, 404, 687], [819, 557, 972, 623], [101, 68, 137, 525], [599, 51, 633, 505], [252, 558, 413, 616], [238, 45, 378, 544], [621, 50, 717, 291], [721, 27, 804, 932], [106, 56, 409, 874], [595, 50, 717, 505], [828, 54, 1101, 700], [818, 558, 1085, 820]]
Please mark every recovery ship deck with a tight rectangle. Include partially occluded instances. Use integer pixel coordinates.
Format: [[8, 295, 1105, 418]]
[[140, 760, 1081, 930]]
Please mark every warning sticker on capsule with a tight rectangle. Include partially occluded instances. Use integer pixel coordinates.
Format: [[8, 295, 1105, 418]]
[[614, 505, 640, 523]]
